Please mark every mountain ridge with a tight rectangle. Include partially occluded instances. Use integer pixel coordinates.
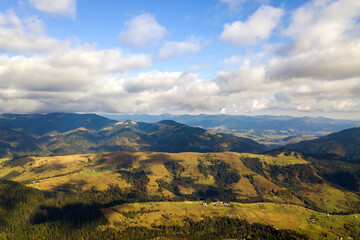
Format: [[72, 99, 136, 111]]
[[0, 113, 268, 157], [103, 114, 360, 147], [103, 113, 360, 136], [286, 127, 360, 160]]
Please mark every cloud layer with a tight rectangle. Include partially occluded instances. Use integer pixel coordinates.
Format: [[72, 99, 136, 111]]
[[0, 0, 359, 118], [0, 11, 61, 53]]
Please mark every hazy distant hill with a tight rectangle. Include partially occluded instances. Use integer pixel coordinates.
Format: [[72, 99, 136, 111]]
[[0, 113, 116, 135], [104, 114, 360, 145], [0, 113, 267, 157], [286, 127, 360, 160]]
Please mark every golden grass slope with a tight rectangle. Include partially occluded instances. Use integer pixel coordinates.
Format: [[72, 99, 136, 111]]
[[101, 201, 360, 240], [0, 151, 358, 213], [1, 151, 360, 239]]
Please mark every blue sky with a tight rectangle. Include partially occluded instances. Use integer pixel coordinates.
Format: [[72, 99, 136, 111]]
[[0, 0, 359, 119]]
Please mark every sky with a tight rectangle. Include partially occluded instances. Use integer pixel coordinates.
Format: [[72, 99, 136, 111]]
[[0, 0, 359, 119]]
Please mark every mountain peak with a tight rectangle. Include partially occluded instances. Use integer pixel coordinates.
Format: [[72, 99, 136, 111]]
[[158, 120, 184, 126]]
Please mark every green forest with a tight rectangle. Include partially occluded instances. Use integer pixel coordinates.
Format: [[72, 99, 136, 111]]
[[0, 179, 307, 240]]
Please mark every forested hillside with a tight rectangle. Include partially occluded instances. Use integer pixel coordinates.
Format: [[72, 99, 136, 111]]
[[0, 113, 267, 157], [1, 150, 360, 239], [287, 127, 360, 160]]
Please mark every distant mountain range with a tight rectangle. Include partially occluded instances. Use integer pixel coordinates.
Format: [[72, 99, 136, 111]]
[[0, 113, 115, 135], [0, 113, 267, 158], [1, 113, 359, 160], [286, 127, 360, 160], [103, 114, 360, 145]]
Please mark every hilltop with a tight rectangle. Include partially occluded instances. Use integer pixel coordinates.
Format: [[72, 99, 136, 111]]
[[286, 127, 360, 160]]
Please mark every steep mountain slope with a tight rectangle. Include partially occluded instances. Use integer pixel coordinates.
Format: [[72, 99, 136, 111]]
[[286, 127, 360, 160], [150, 120, 267, 153], [0, 126, 46, 157]]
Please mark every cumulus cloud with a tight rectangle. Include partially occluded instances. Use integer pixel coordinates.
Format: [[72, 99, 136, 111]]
[[220, 5, 284, 46], [157, 36, 209, 59], [0, 65, 221, 114], [50, 45, 151, 73], [268, 42, 360, 80], [212, 52, 360, 115], [0, 10, 153, 112], [268, 0, 360, 81], [0, 10, 151, 90], [216, 61, 268, 94], [0, 1, 359, 117], [120, 13, 167, 48], [0, 47, 151, 92], [0, 11, 217, 114], [28, 0, 76, 18], [0, 11, 62, 53], [282, 0, 360, 53], [268, 79, 360, 113], [122, 71, 184, 93]]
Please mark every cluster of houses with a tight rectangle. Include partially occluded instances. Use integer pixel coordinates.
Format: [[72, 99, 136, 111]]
[[306, 216, 316, 224], [202, 202, 230, 207]]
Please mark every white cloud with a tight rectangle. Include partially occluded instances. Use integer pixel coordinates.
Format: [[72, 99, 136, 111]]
[[0, 50, 359, 115], [120, 13, 167, 48], [216, 61, 268, 94], [50, 45, 152, 73], [0, 48, 151, 92], [219, 0, 247, 9], [282, 0, 360, 53], [268, 78, 360, 113], [221, 55, 244, 67], [221, 51, 266, 68], [157, 36, 209, 59], [119, 71, 219, 112], [269, 0, 360, 81], [268, 42, 360, 80], [122, 71, 184, 93], [0, 66, 221, 114], [28, 0, 76, 18], [0, 1, 359, 117], [0, 11, 62, 53], [220, 0, 270, 9], [220, 5, 283, 46]]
